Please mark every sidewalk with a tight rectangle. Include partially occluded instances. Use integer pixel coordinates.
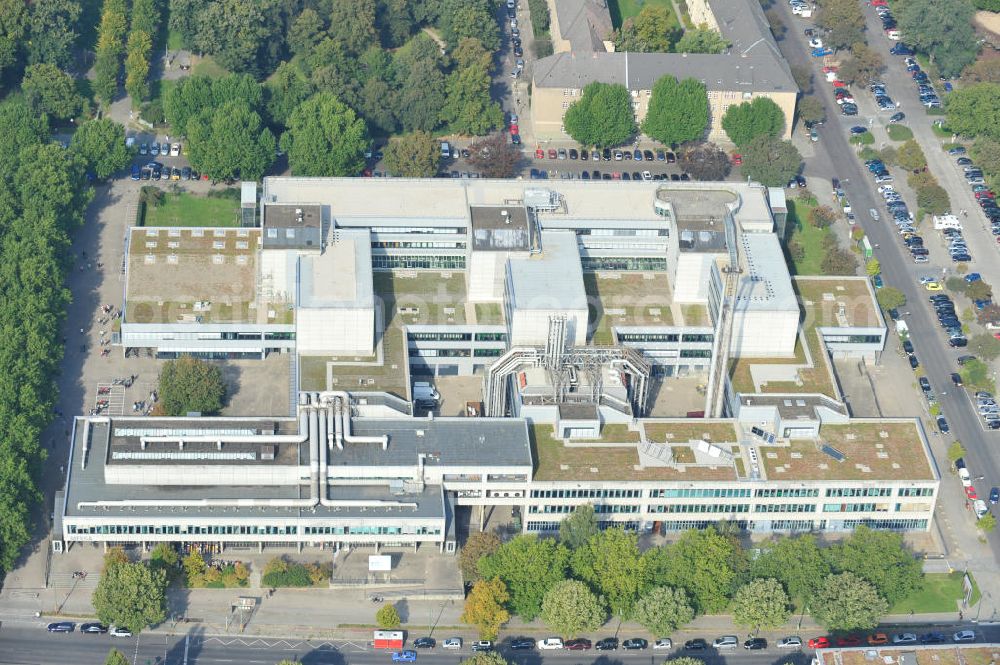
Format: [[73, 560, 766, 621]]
[[0, 578, 991, 642]]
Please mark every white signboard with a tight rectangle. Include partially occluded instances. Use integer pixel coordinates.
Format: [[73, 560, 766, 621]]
[[368, 555, 392, 572]]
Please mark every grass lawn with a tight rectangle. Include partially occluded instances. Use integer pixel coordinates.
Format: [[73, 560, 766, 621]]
[[193, 57, 230, 79], [142, 190, 242, 227], [785, 198, 829, 275], [890, 571, 980, 614], [850, 131, 875, 145], [167, 26, 185, 51], [608, 0, 676, 28], [887, 124, 913, 141]]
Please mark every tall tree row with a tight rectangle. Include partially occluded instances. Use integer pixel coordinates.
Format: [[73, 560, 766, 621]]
[[125, 0, 162, 105], [0, 98, 95, 572], [94, 0, 130, 106]]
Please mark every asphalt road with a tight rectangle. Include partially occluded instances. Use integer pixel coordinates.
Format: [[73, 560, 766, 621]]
[[769, 1, 1000, 561]]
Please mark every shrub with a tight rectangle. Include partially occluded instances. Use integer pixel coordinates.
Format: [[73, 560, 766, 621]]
[[887, 124, 913, 141]]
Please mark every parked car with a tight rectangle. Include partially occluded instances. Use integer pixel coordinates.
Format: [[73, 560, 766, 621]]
[[564, 639, 592, 651], [778, 636, 802, 649], [868, 634, 889, 646], [413, 637, 436, 649], [954, 631, 976, 643], [81, 623, 108, 634], [537, 638, 564, 650], [653, 639, 674, 650], [47, 622, 75, 633], [807, 637, 830, 649], [443, 638, 462, 650], [714, 636, 739, 650], [685, 639, 708, 651], [623, 639, 648, 650], [892, 633, 918, 645], [596, 638, 619, 651], [472, 641, 493, 652], [392, 651, 417, 663]]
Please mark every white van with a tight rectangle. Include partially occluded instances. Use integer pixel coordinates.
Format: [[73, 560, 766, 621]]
[[714, 636, 739, 650], [440, 141, 451, 158], [974, 499, 988, 519]]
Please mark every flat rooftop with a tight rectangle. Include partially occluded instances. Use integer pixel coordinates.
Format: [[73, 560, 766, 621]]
[[66, 419, 447, 520], [298, 231, 373, 310], [795, 276, 882, 329], [124, 228, 291, 324], [508, 231, 586, 312], [816, 645, 1000, 665], [301, 271, 470, 396], [265, 203, 322, 230], [737, 233, 798, 312], [532, 424, 742, 482], [261, 177, 773, 230], [584, 273, 676, 344], [759, 420, 936, 481], [470, 205, 530, 251]]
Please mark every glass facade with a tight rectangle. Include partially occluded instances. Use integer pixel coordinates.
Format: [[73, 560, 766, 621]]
[[372, 255, 465, 270], [581, 256, 667, 271]]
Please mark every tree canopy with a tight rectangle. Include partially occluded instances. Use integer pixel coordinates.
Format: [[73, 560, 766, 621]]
[[383, 131, 441, 178], [281, 93, 369, 177], [642, 76, 709, 147], [676, 26, 730, 54], [614, 6, 681, 52], [558, 504, 599, 549], [22, 63, 82, 121], [721, 97, 785, 148], [741, 135, 802, 187], [647, 526, 746, 614], [71, 118, 132, 180], [376, 604, 401, 628], [563, 82, 637, 148], [478, 535, 570, 621], [92, 560, 168, 634], [158, 356, 227, 416], [632, 586, 695, 636], [946, 84, 1000, 141], [467, 133, 521, 179], [897, 0, 979, 78], [679, 143, 731, 181], [750, 534, 830, 601], [27, 0, 82, 70], [812, 572, 888, 631], [459, 530, 501, 582], [827, 526, 923, 605], [461, 577, 510, 639], [570, 528, 647, 617], [816, 0, 866, 49], [440, 64, 504, 136], [540, 580, 606, 638], [732, 578, 791, 629]]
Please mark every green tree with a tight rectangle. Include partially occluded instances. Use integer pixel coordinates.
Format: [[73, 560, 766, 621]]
[[478, 535, 570, 621], [647, 527, 746, 614], [460, 654, 509, 665], [27, 0, 82, 69], [750, 534, 831, 602], [71, 118, 131, 180], [92, 561, 167, 634], [896, 139, 927, 172], [564, 82, 637, 148], [916, 181, 951, 215], [570, 528, 647, 617], [21, 63, 81, 121], [866, 259, 881, 278], [540, 580, 606, 638], [838, 43, 886, 85], [971, 333, 1000, 360], [798, 97, 826, 125], [441, 0, 500, 51], [467, 133, 522, 178], [614, 5, 680, 52], [124, 30, 152, 104], [193, 0, 286, 77], [679, 143, 732, 181], [946, 83, 1000, 141], [897, 0, 979, 78], [558, 504, 599, 549], [376, 603, 401, 629], [158, 356, 227, 416], [970, 137, 1000, 185], [948, 441, 967, 467], [809, 205, 837, 229], [978, 513, 997, 533], [105, 649, 130, 665], [265, 62, 316, 127], [961, 359, 994, 392], [812, 572, 888, 631], [383, 131, 440, 177], [0, 0, 29, 92], [281, 93, 368, 177], [821, 246, 856, 276], [327, 0, 377, 56], [631, 586, 695, 636], [288, 8, 326, 57], [396, 53, 447, 133], [721, 97, 785, 148], [189, 101, 276, 181], [876, 287, 906, 311], [93, 0, 128, 105], [675, 25, 729, 54], [461, 577, 510, 639], [452, 37, 493, 72], [440, 64, 503, 135], [642, 76, 709, 146], [732, 578, 791, 630], [742, 135, 802, 187], [527, 0, 551, 35], [827, 526, 922, 605], [459, 531, 501, 582], [149, 543, 178, 577], [816, 0, 866, 49]]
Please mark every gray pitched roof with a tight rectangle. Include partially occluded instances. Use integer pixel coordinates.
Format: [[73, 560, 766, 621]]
[[533, 51, 796, 94], [553, 0, 613, 52]]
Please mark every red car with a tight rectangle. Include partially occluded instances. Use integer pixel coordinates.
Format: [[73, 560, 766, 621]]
[[836, 635, 862, 647], [966, 486, 978, 500], [871, 0, 888, 6], [509, 124, 519, 135], [731, 153, 743, 166], [822, 65, 839, 74], [808, 637, 830, 649], [535, 148, 544, 159], [975, 190, 995, 199], [565, 639, 592, 650], [832, 80, 847, 88]]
